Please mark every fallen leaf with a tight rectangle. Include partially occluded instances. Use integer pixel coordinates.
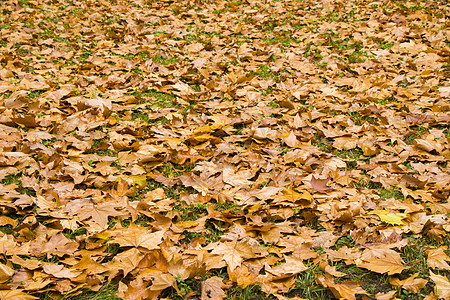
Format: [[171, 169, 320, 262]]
[[390, 273, 427, 293], [0, 290, 37, 300], [427, 247, 450, 270], [211, 241, 255, 271], [310, 176, 331, 193], [368, 210, 407, 226], [112, 223, 165, 250], [430, 271, 450, 299], [0, 263, 14, 283], [356, 248, 407, 275], [201, 276, 232, 300], [316, 274, 367, 300]]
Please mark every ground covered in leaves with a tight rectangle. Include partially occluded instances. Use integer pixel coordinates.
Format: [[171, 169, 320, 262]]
[[0, 0, 449, 299]]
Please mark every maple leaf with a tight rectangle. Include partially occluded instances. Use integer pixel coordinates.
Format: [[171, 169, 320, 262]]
[[356, 248, 407, 275], [272, 188, 313, 207], [106, 248, 144, 277], [0, 263, 14, 283], [310, 176, 331, 193], [316, 274, 367, 300], [427, 247, 450, 270], [0, 290, 37, 300], [266, 255, 308, 279], [111, 223, 165, 250], [227, 264, 259, 289], [201, 276, 232, 300], [2, 0, 450, 297], [390, 273, 427, 293], [74, 203, 124, 229], [72, 255, 109, 275], [211, 241, 255, 271], [118, 278, 151, 300], [375, 290, 398, 300], [368, 210, 408, 226], [430, 271, 450, 299], [42, 263, 82, 279], [41, 233, 78, 257]]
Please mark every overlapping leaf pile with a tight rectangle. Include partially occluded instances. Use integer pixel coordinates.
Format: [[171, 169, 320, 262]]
[[0, 0, 449, 299]]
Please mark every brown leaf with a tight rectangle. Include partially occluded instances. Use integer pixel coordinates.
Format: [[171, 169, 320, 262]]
[[430, 271, 450, 299], [316, 274, 367, 300], [375, 290, 397, 300], [266, 255, 308, 278], [356, 248, 407, 275], [0, 263, 14, 283], [211, 241, 255, 271], [75, 203, 124, 229], [112, 223, 165, 250], [390, 273, 427, 293], [310, 176, 331, 193], [427, 247, 450, 270], [201, 276, 232, 300], [42, 263, 82, 279]]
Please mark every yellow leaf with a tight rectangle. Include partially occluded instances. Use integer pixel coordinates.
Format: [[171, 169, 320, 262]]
[[129, 175, 148, 186], [0, 290, 37, 300], [368, 210, 407, 225], [248, 203, 262, 213], [193, 125, 212, 134], [92, 232, 110, 240], [188, 135, 221, 144]]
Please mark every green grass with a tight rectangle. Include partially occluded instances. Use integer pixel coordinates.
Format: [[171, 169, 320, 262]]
[[403, 126, 429, 144], [1, 173, 36, 196], [337, 147, 363, 166], [159, 163, 197, 177], [401, 237, 430, 278], [176, 203, 209, 221], [131, 110, 168, 125], [373, 96, 398, 105], [334, 263, 393, 295], [124, 51, 150, 61], [353, 179, 381, 190], [335, 236, 355, 249], [254, 65, 279, 80], [28, 90, 45, 98], [267, 101, 280, 108], [444, 128, 450, 138], [378, 40, 395, 49], [153, 54, 178, 65], [312, 133, 332, 152], [62, 227, 87, 240], [288, 264, 331, 299], [0, 173, 22, 186], [347, 111, 376, 125], [225, 284, 271, 300], [127, 89, 176, 107], [378, 187, 404, 200], [331, 234, 449, 298], [304, 43, 324, 64]]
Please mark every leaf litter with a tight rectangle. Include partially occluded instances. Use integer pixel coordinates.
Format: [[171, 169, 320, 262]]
[[0, 0, 449, 299]]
